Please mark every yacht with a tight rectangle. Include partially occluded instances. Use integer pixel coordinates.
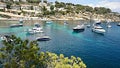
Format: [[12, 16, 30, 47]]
[[95, 20, 101, 24], [36, 36, 51, 41], [92, 25, 106, 34], [27, 23, 43, 34], [117, 23, 120, 26], [73, 24, 85, 31]]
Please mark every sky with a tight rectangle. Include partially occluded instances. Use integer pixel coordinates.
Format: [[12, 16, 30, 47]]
[[48, 0, 120, 13]]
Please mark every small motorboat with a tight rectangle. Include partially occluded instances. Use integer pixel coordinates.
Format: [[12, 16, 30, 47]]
[[107, 25, 111, 28], [73, 24, 85, 32], [10, 24, 23, 28], [27, 23, 43, 34], [46, 21, 52, 24], [92, 25, 106, 34], [64, 21, 68, 25], [86, 24, 91, 28], [34, 23, 41, 27], [117, 23, 120, 26], [106, 20, 112, 28], [27, 28, 43, 34], [1, 35, 13, 42], [19, 19, 23, 23], [95, 20, 101, 24], [36, 36, 51, 41]]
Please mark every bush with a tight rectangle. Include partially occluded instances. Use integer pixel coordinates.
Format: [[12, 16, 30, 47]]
[[0, 35, 86, 68]]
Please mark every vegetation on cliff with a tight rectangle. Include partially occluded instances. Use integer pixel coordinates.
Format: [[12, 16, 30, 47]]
[[0, 35, 86, 68]]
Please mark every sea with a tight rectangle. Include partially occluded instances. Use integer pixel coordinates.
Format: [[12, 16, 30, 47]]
[[0, 20, 120, 68]]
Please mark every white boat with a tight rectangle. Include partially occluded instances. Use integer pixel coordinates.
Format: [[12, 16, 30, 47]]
[[0, 35, 13, 42], [107, 25, 111, 28], [92, 25, 106, 34], [36, 36, 51, 41], [46, 21, 52, 24], [73, 24, 85, 31], [64, 21, 68, 25], [19, 19, 23, 23], [28, 28, 43, 34], [1, 36, 7, 41], [10, 19, 23, 28], [27, 23, 43, 34], [106, 20, 112, 28], [117, 23, 120, 26], [95, 20, 101, 24], [86, 24, 91, 28]]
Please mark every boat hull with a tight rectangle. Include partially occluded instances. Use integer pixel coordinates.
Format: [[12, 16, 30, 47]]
[[37, 36, 51, 41], [92, 29, 105, 34], [117, 23, 120, 26], [107, 25, 111, 28], [10, 24, 23, 28], [73, 28, 85, 32]]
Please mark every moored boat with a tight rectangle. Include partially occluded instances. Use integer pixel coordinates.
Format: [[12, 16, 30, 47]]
[[117, 23, 120, 26], [92, 25, 106, 34], [27, 23, 43, 34], [10, 24, 23, 28], [86, 24, 91, 28], [106, 20, 112, 28], [36, 36, 51, 41], [46, 21, 52, 24], [73, 24, 85, 32], [107, 25, 111, 28]]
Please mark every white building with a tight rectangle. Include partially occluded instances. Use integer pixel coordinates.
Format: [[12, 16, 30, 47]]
[[0, 2, 6, 9]]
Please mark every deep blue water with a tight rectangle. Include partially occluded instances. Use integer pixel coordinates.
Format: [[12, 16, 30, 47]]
[[0, 21, 120, 68]]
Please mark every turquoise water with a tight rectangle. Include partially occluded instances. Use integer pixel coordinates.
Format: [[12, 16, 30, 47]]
[[0, 21, 120, 68]]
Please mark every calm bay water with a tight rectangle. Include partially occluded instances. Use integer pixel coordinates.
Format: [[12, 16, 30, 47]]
[[0, 20, 120, 68]]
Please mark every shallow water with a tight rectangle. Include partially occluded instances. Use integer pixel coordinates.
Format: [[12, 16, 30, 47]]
[[0, 20, 120, 68]]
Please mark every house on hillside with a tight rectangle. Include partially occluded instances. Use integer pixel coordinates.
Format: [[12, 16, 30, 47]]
[[0, 2, 6, 9], [11, 5, 21, 10], [21, 5, 32, 10]]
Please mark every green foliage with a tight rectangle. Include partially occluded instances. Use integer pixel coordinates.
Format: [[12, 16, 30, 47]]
[[50, 5, 55, 11], [42, 6, 47, 11], [43, 0, 47, 3], [31, 6, 34, 10], [58, 11, 66, 15], [6, 2, 12, 9], [0, 35, 86, 68], [55, 1, 66, 8], [50, 11, 55, 15], [94, 7, 111, 14], [65, 5, 73, 13], [43, 10, 50, 16], [0, 9, 5, 12], [84, 6, 93, 12], [27, 0, 40, 3]]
